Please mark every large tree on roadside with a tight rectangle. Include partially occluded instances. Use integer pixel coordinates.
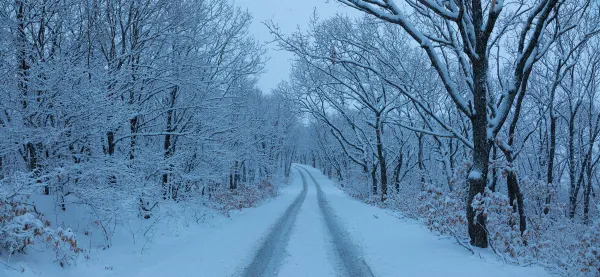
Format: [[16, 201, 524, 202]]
[[332, 0, 573, 247]]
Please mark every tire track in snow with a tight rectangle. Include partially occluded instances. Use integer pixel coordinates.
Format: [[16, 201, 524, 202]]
[[297, 166, 375, 277], [241, 168, 308, 277]]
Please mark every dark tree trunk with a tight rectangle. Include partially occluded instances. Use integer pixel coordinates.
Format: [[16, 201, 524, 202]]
[[583, 161, 592, 224], [582, 113, 597, 224], [466, 55, 490, 248], [336, 166, 342, 181], [506, 168, 527, 234], [162, 135, 172, 197], [545, 111, 556, 215], [568, 109, 579, 218], [490, 146, 497, 192], [16, 1, 46, 194], [375, 114, 387, 201], [162, 133, 172, 197], [106, 132, 115, 155], [17, 0, 29, 110], [371, 164, 378, 196], [129, 116, 138, 160], [394, 152, 403, 193], [162, 86, 177, 199], [106, 131, 116, 186], [230, 161, 239, 190], [417, 133, 425, 190]]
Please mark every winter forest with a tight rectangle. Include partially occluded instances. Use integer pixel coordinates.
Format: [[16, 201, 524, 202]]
[[0, 0, 599, 276]]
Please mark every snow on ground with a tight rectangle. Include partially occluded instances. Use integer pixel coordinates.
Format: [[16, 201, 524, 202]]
[[277, 169, 337, 277], [297, 165, 550, 277], [3, 165, 551, 277], [1, 175, 302, 277]]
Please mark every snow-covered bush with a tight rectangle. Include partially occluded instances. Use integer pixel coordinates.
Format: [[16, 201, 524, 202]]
[[210, 180, 278, 216], [469, 186, 599, 275], [471, 188, 528, 260], [576, 205, 600, 275], [418, 185, 467, 238], [0, 194, 82, 266]]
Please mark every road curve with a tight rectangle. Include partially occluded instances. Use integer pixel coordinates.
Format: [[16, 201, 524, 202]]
[[241, 168, 308, 277], [297, 166, 375, 277]]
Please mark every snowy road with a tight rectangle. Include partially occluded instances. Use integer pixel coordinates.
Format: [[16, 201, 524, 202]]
[[237, 165, 548, 277], [241, 167, 308, 277], [13, 165, 549, 277], [298, 166, 374, 277], [243, 166, 373, 277]]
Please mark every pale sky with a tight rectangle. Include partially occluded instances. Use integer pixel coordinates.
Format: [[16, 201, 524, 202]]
[[235, 0, 358, 93]]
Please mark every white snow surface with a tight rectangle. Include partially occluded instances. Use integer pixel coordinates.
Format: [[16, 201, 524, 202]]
[[2, 165, 550, 277], [277, 172, 337, 277], [298, 165, 549, 277]]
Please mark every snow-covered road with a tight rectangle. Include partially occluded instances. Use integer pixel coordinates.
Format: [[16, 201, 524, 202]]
[[293, 166, 549, 277], [243, 166, 373, 277], [241, 167, 308, 277], [7, 164, 550, 277], [240, 165, 548, 277], [297, 166, 374, 277]]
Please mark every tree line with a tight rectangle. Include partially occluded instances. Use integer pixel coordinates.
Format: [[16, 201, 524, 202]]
[[0, 0, 298, 226]]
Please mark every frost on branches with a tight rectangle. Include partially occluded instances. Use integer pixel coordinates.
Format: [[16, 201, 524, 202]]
[[0, 193, 82, 267]]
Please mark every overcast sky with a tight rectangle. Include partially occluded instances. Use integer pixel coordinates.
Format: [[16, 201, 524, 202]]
[[235, 0, 358, 93]]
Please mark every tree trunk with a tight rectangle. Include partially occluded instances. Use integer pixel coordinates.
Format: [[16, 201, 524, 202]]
[[506, 167, 527, 234], [371, 164, 378, 196], [582, 112, 595, 224], [394, 152, 403, 193], [162, 145, 171, 198], [129, 116, 138, 160], [583, 161, 592, 224], [375, 114, 387, 201], [417, 133, 425, 190], [490, 146, 497, 192], [568, 110, 578, 218], [106, 131, 116, 185], [230, 161, 239, 190], [162, 86, 177, 199], [16, 1, 46, 194], [162, 135, 172, 197], [467, 57, 490, 248], [545, 111, 556, 215], [17, 0, 29, 110]]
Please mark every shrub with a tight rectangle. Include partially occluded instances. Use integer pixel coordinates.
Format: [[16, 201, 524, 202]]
[[472, 188, 528, 260], [210, 181, 278, 216], [0, 194, 82, 267], [418, 185, 469, 250], [577, 207, 600, 274]]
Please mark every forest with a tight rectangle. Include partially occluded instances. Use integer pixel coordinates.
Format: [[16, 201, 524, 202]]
[[1, 0, 599, 276]]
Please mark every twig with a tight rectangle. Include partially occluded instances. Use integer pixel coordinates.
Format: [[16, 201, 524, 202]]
[[0, 260, 23, 272]]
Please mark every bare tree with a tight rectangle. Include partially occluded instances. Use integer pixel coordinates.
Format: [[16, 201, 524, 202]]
[[330, 0, 578, 248]]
